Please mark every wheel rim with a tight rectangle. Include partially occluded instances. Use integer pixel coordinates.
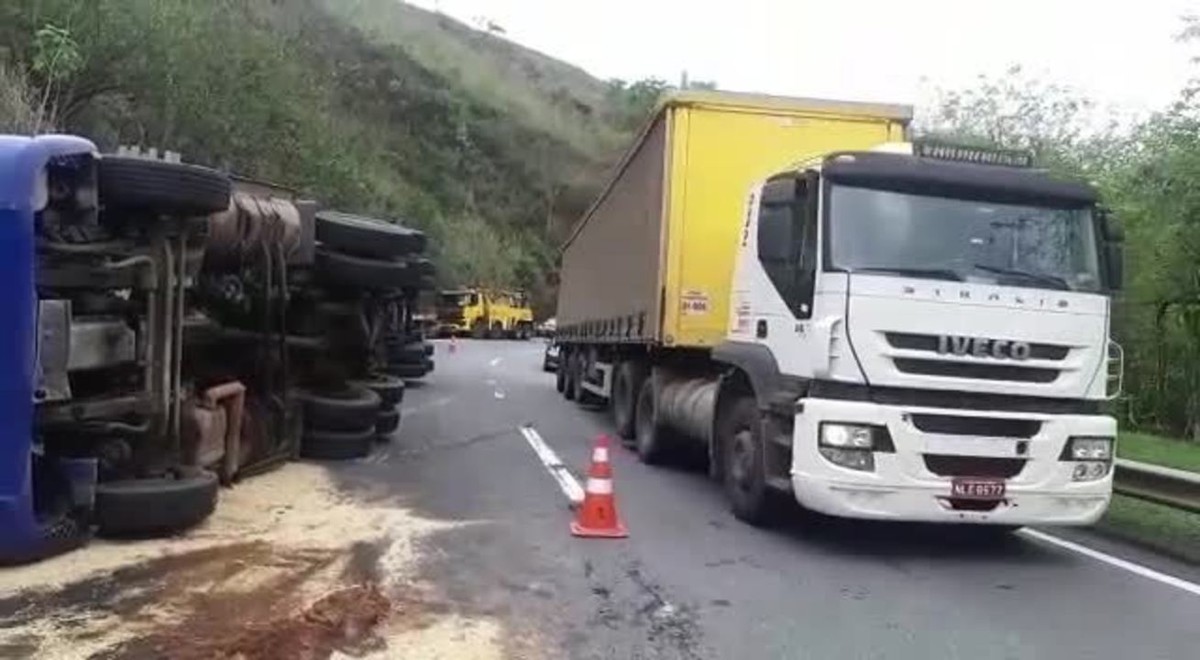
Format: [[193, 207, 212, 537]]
[[730, 428, 756, 494]]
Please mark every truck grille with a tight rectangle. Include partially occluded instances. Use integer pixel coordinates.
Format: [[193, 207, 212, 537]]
[[910, 413, 1041, 438], [893, 358, 1059, 383], [885, 333, 1069, 360], [923, 455, 1025, 478]]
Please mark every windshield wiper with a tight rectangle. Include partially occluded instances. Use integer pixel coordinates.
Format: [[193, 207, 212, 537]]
[[854, 267, 963, 281], [971, 264, 1069, 290]]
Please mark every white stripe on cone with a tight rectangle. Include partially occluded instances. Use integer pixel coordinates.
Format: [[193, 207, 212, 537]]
[[593, 447, 609, 463], [585, 478, 614, 495]]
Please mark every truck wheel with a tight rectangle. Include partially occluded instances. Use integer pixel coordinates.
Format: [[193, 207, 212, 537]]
[[99, 157, 231, 217], [634, 378, 673, 464], [563, 350, 578, 401], [298, 383, 382, 432], [95, 469, 219, 537], [316, 211, 427, 259], [719, 396, 778, 526], [613, 361, 648, 443], [300, 427, 374, 460], [472, 320, 488, 340], [349, 373, 405, 406], [570, 352, 601, 405], [316, 249, 415, 290], [375, 407, 401, 437], [555, 359, 567, 393]]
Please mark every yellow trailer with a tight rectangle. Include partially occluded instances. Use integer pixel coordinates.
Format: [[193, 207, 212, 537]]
[[557, 91, 910, 347]]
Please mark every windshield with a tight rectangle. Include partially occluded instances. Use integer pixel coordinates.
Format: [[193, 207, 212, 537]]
[[827, 186, 1102, 292], [439, 292, 477, 306]]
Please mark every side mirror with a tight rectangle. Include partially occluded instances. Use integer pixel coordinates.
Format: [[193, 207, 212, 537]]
[[1105, 242, 1124, 292]]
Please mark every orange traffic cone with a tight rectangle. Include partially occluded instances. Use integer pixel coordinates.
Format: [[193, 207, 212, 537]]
[[571, 435, 628, 538]]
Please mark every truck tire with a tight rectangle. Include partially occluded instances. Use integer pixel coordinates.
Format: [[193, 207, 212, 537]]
[[562, 350, 578, 401], [316, 211, 427, 258], [472, 320, 488, 340], [99, 157, 232, 217], [555, 357, 567, 393], [298, 383, 381, 432], [316, 249, 414, 290], [349, 373, 406, 406], [612, 361, 648, 443], [569, 352, 600, 405], [95, 470, 219, 537], [375, 407, 401, 436], [634, 378, 674, 464], [719, 396, 779, 526], [386, 362, 428, 380], [300, 426, 374, 460]]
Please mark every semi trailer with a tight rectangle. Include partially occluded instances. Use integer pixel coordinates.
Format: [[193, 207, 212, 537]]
[[554, 91, 1124, 528]]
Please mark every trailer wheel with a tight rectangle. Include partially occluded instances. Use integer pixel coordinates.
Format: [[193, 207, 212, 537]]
[[99, 157, 231, 217], [570, 351, 601, 405], [95, 469, 219, 537], [316, 249, 415, 290], [555, 357, 567, 393], [471, 320, 488, 340], [298, 383, 381, 432], [719, 396, 779, 526], [375, 407, 401, 437], [612, 360, 648, 443], [300, 427, 374, 460], [316, 211, 427, 259], [563, 350, 578, 400], [349, 373, 406, 406], [634, 378, 673, 464]]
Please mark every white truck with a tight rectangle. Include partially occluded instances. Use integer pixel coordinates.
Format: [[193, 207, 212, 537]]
[[555, 91, 1124, 529]]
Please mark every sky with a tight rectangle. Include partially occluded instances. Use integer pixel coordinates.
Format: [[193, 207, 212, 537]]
[[409, 0, 1200, 118]]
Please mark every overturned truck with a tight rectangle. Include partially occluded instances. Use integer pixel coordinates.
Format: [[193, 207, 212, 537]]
[[0, 135, 435, 564]]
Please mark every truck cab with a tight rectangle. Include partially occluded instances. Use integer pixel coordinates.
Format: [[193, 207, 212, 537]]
[[727, 142, 1123, 525], [436, 288, 534, 339]]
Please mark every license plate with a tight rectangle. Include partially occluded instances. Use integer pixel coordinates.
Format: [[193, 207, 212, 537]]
[[951, 478, 1006, 500]]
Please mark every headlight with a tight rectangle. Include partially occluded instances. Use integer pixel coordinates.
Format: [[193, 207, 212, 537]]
[[817, 423, 893, 472], [819, 423, 875, 449], [1063, 437, 1114, 461]]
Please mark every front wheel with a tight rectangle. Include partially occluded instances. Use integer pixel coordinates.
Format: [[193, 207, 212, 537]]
[[719, 396, 777, 526]]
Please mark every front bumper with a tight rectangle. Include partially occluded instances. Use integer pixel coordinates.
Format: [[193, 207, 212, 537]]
[[791, 397, 1115, 526]]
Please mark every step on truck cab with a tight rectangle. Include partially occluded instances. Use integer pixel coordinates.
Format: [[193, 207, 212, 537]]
[[554, 91, 1123, 528]]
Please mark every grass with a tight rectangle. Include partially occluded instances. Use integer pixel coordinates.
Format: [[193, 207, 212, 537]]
[[1118, 431, 1200, 473], [1095, 494, 1200, 564]]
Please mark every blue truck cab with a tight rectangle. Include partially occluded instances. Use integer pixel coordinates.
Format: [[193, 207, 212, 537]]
[[0, 134, 99, 563]]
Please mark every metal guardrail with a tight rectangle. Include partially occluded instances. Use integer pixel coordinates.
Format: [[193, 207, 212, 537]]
[[1113, 459, 1200, 514]]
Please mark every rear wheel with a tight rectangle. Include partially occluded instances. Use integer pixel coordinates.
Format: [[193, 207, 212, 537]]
[[719, 396, 778, 526], [634, 378, 672, 464], [95, 469, 219, 537], [555, 351, 567, 392], [471, 320, 487, 340], [612, 360, 648, 443], [563, 350, 578, 401]]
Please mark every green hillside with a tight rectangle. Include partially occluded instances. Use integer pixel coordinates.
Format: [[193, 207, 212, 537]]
[[0, 0, 634, 301]]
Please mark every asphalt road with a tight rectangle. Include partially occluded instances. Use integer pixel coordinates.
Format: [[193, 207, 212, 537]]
[[332, 339, 1199, 660]]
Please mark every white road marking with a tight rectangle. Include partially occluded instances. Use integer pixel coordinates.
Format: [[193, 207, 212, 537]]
[[519, 425, 584, 506], [494, 390, 506, 400], [1019, 528, 1200, 597], [490, 357, 503, 367]]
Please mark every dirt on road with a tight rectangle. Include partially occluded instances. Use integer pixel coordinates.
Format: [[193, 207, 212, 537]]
[[0, 462, 509, 660]]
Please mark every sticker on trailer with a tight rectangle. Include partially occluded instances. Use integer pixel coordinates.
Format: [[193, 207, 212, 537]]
[[681, 291, 710, 315]]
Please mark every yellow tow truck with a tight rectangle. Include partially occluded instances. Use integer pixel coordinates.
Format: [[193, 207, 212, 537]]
[[437, 288, 534, 339]]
